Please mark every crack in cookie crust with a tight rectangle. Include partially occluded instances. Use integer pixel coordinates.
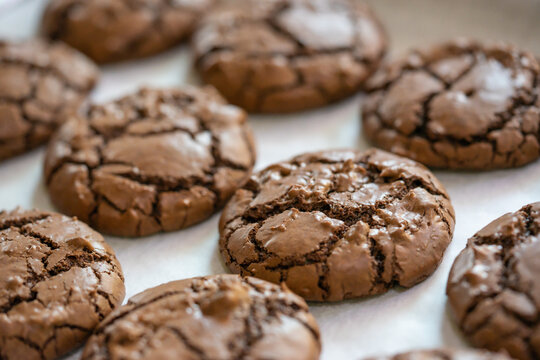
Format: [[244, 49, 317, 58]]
[[447, 202, 540, 360], [0, 209, 125, 360], [362, 39, 540, 170], [0, 40, 98, 162], [219, 148, 455, 302], [42, 0, 216, 64], [44, 87, 256, 237], [193, 0, 387, 113], [81, 275, 321, 360]]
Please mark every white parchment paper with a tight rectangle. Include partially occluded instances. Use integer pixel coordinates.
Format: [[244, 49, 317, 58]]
[[1, 0, 540, 358]]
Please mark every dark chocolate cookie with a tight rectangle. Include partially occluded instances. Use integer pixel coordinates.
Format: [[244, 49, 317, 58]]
[[0, 39, 98, 162], [219, 148, 455, 301], [362, 39, 540, 170], [42, 0, 216, 63], [44, 87, 256, 237], [81, 274, 321, 360], [363, 349, 512, 360], [447, 202, 540, 360], [0, 209, 125, 360], [193, 0, 387, 113]]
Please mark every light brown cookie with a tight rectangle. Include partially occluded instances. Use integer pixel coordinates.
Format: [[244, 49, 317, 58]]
[[0, 209, 125, 360], [219, 148, 455, 301], [194, 0, 387, 113], [44, 87, 256, 237], [0, 39, 98, 161], [42, 0, 216, 63], [362, 39, 540, 170], [82, 274, 321, 360], [447, 202, 540, 360]]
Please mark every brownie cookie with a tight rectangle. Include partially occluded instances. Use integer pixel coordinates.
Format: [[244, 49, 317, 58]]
[[363, 349, 512, 360], [81, 274, 321, 360], [0, 209, 125, 360], [44, 87, 256, 237], [42, 0, 216, 63], [447, 202, 540, 360], [193, 0, 387, 113], [362, 39, 540, 170], [219, 148, 455, 301], [0, 39, 98, 162]]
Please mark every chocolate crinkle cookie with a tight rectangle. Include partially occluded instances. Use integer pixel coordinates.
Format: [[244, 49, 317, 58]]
[[447, 202, 540, 360], [363, 349, 512, 360], [81, 274, 321, 360], [362, 39, 540, 170], [193, 0, 387, 113], [219, 148, 455, 301], [44, 87, 256, 237], [0, 39, 98, 162], [0, 209, 125, 360], [41, 0, 216, 63]]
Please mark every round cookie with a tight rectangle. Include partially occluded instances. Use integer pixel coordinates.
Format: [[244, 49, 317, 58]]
[[0, 209, 125, 360], [219, 148, 455, 301], [0, 39, 98, 162], [44, 87, 256, 237], [362, 39, 540, 170], [42, 0, 216, 64], [447, 202, 540, 360], [81, 274, 321, 360], [363, 349, 512, 360], [193, 0, 387, 113]]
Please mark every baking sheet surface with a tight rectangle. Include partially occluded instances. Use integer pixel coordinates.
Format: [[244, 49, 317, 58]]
[[1, 0, 540, 358]]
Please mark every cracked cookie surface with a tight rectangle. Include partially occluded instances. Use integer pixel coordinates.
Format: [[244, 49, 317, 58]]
[[447, 202, 540, 360], [42, 0, 215, 64], [362, 39, 540, 170], [0, 209, 125, 360], [193, 0, 387, 113], [44, 87, 256, 237], [0, 39, 98, 162], [81, 274, 320, 360], [363, 349, 512, 360], [219, 148, 455, 302]]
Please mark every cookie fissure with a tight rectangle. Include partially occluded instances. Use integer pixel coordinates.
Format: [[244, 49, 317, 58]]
[[119, 5, 170, 57], [386, 63, 537, 145], [0, 213, 51, 231], [236, 301, 261, 359], [96, 289, 117, 315], [236, 279, 320, 359], [0, 58, 92, 93], [368, 236, 390, 292], [263, 17, 371, 62], [1, 224, 114, 317], [195, 14, 373, 66], [39, 323, 94, 358], [166, 326, 209, 360], [7, 336, 44, 360], [94, 290, 192, 335], [266, 3, 305, 50], [239, 164, 445, 226]]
